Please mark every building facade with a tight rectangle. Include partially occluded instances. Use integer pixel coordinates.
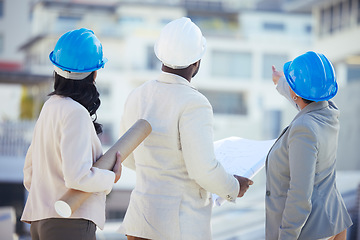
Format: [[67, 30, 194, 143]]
[[284, 0, 360, 170]]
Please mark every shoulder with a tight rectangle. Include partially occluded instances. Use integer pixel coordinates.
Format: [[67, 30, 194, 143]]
[[290, 114, 318, 138], [127, 80, 155, 98], [49, 95, 90, 121], [188, 88, 210, 104]]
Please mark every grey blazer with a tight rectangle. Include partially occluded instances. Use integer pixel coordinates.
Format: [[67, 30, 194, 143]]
[[265, 78, 352, 240]]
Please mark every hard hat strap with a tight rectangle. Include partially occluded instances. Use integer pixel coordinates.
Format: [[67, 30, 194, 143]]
[[54, 66, 92, 80]]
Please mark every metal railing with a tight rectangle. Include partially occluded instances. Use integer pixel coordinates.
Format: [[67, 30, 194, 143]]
[[0, 121, 35, 157]]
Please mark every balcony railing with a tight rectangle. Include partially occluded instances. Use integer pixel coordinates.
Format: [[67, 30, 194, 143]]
[[0, 121, 35, 157]]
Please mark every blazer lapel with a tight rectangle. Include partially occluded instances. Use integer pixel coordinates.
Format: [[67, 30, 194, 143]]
[[292, 101, 329, 123], [265, 126, 289, 172]]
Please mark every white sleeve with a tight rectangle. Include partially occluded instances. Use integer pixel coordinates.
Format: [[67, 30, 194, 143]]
[[179, 98, 239, 202], [61, 108, 115, 194], [23, 144, 33, 191]]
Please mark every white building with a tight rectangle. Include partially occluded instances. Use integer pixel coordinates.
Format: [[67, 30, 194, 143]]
[[0, 0, 32, 120], [22, 0, 313, 146]]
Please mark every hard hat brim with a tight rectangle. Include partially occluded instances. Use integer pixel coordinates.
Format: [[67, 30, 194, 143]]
[[49, 51, 108, 73]]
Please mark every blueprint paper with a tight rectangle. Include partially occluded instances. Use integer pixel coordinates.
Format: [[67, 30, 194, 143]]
[[212, 137, 276, 206]]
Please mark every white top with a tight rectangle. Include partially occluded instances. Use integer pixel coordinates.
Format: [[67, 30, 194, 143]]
[[21, 95, 115, 229], [118, 72, 239, 239]]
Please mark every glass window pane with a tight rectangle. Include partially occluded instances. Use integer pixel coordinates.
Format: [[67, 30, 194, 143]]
[[147, 45, 161, 70], [263, 22, 285, 31], [347, 64, 360, 82], [262, 54, 288, 79], [56, 15, 81, 33], [211, 51, 252, 79], [199, 90, 247, 115], [263, 110, 282, 139], [0, 34, 3, 54], [0, 0, 3, 18]]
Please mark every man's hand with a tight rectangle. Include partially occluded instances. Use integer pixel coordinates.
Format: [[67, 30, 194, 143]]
[[112, 151, 122, 183], [234, 175, 253, 198], [272, 65, 284, 85]]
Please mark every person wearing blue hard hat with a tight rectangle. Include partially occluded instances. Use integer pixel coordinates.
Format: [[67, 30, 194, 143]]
[[21, 28, 122, 240], [265, 51, 352, 240]]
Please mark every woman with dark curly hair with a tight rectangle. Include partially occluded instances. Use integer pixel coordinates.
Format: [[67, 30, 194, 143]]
[[21, 28, 122, 240]]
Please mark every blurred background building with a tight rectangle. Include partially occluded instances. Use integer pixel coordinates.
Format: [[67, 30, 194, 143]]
[[0, 0, 359, 239]]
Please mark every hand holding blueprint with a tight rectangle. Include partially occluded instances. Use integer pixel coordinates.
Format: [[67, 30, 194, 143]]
[[213, 137, 276, 206]]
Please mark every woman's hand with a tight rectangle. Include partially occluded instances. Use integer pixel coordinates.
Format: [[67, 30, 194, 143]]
[[112, 152, 122, 183], [272, 65, 284, 85]]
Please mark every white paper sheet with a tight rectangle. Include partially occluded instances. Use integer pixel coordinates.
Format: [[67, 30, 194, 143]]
[[212, 137, 276, 206]]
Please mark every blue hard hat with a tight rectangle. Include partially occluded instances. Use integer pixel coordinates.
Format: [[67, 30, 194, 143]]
[[49, 28, 108, 72], [283, 51, 338, 102]]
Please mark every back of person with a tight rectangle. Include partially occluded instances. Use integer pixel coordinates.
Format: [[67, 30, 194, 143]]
[[21, 28, 122, 240], [297, 101, 349, 238], [127, 73, 217, 182], [266, 52, 352, 240], [120, 75, 215, 239], [307, 101, 339, 180], [22, 95, 105, 222], [118, 17, 253, 240]]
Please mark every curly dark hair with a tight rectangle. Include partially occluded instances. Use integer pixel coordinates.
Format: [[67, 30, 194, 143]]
[[49, 71, 103, 134]]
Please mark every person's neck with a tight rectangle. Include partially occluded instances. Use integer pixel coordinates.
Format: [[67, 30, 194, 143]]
[[297, 98, 309, 110], [162, 65, 192, 82]]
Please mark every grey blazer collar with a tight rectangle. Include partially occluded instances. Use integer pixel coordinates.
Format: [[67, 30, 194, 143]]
[[292, 101, 329, 123]]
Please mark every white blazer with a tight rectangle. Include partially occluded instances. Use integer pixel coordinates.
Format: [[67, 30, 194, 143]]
[[21, 96, 115, 229], [118, 72, 239, 240]]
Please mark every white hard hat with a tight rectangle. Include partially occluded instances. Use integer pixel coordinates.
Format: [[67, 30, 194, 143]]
[[154, 17, 206, 69]]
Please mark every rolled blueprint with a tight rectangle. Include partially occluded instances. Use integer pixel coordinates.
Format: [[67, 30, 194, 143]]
[[54, 119, 152, 218]]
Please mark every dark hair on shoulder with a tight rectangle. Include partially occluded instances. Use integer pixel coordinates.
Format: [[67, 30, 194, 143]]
[[49, 71, 103, 134]]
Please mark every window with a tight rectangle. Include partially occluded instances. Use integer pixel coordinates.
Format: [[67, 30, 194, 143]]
[[262, 54, 288, 79], [0, 0, 4, 18], [263, 22, 285, 31], [263, 110, 282, 139], [211, 51, 252, 79], [56, 15, 82, 33], [0, 34, 3, 54], [160, 18, 173, 26], [340, 0, 351, 29], [97, 84, 111, 98], [338, 1, 343, 30], [146, 45, 161, 70], [98, 123, 115, 146], [329, 5, 335, 33], [347, 65, 360, 82], [188, 14, 239, 33], [330, 3, 342, 33], [320, 7, 331, 36], [118, 16, 143, 25], [357, 0, 360, 24], [199, 90, 247, 115]]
